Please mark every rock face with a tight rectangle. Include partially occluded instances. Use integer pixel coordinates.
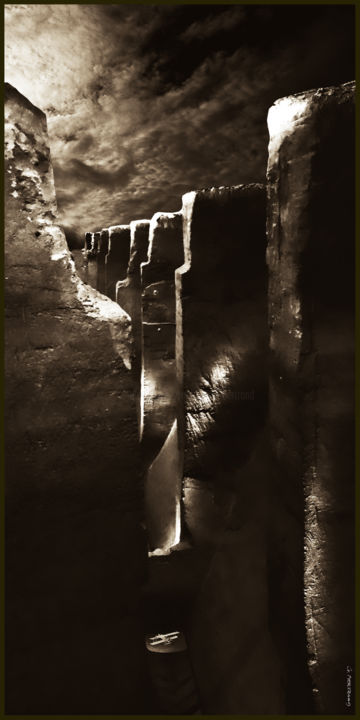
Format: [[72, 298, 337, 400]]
[[4, 83, 150, 714], [141, 211, 183, 461], [116, 219, 150, 433], [175, 185, 284, 712], [266, 81, 355, 713], [106, 224, 131, 300]]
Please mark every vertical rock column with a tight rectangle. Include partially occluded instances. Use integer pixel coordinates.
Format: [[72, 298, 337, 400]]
[[141, 211, 184, 552], [84, 232, 97, 288], [90, 231, 101, 289], [5, 83, 151, 715], [140, 211, 183, 460], [116, 219, 150, 432], [85, 232, 92, 251], [106, 224, 131, 300], [96, 228, 109, 295], [175, 186, 283, 713], [176, 185, 268, 522], [266, 81, 355, 713], [92, 230, 100, 253]]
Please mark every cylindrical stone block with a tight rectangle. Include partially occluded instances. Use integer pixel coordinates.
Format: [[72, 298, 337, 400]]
[[266, 80, 355, 713]]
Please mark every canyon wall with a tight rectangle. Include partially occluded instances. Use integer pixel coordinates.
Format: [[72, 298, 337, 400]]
[[5, 78, 355, 716], [4, 83, 151, 715]]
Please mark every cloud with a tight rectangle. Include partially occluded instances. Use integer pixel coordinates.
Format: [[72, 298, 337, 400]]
[[5, 4, 354, 239], [54, 156, 135, 189], [181, 7, 245, 42]]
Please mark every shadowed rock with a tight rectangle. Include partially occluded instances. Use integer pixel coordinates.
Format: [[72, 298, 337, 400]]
[[266, 80, 355, 714], [4, 83, 150, 715]]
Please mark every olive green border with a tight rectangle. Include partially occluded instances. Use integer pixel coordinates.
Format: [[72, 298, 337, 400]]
[[1, 1, 358, 719]]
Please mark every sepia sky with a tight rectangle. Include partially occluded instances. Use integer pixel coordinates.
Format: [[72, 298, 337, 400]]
[[5, 4, 354, 246]]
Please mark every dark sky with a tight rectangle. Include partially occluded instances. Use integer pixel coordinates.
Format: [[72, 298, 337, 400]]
[[5, 4, 355, 246]]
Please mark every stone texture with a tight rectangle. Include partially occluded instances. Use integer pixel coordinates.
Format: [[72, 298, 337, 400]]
[[4, 83, 150, 714], [141, 211, 183, 462], [106, 224, 131, 300], [176, 185, 268, 490], [266, 80, 355, 713], [116, 219, 150, 433], [175, 185, 283, 713]]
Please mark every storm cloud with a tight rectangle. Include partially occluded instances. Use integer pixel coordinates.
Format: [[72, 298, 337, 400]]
[[5, 4, 354, 238]]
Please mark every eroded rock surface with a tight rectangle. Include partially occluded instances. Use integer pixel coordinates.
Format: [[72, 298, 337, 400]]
[[5, 83, 150, 714], [266, 81, 355, 713], [175, 185, 283, 713]]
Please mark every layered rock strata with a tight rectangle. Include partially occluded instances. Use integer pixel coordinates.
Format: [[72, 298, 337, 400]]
[[5, 83, 150, 714], [266, 81, 355, 713]]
